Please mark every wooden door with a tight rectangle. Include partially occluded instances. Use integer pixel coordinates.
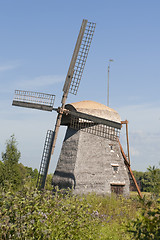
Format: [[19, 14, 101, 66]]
[[111, 185, 124, 195]]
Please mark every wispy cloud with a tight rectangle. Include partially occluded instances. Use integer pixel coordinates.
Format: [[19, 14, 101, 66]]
[[117, 103, 160, 132], [18, 75, 65, 88], [0, 74, 65, 94], [0, 63, 19, 72]]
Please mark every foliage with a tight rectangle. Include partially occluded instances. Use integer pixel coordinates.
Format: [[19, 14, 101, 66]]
[[0, 186, 143, 239], [1, 135, 22, 190], [2, 135, 21, 165], [2, 187, 160, 240], [1, 136, 160, 239], [128, 198, 160, 239], [0, 188, 101, 240], [133, 166, 160, 195], [0, 160, 5, 183], [0, 135, 38, 191], [128, 166, 160, 239], [146, 166, 160, 198]]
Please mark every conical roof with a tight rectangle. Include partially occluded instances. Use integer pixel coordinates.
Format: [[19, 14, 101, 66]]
[[65, 100, 121, 123]]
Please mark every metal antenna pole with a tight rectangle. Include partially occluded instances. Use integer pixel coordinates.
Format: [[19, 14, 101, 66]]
[[107, 59, 114, 107], [107, 64, 110, 107]]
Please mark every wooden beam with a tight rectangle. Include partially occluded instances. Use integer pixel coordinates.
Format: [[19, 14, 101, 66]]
[[118, 138, 143, 199], [121, 120, 130, 164], [12, 100, 53, 112]]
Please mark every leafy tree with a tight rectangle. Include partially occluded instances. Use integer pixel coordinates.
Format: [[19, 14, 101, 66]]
[[1, 135, 23, 190], [2, 134, 21, 164], [0, 135, 40, 191], [132, 170, 144, 191], [146, 166, 160, 198], [133, 167, 160, 195], [24, 166, 38, 180]]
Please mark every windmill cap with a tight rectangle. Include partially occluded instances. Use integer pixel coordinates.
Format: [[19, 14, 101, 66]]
[[65, 100, 121, 124]]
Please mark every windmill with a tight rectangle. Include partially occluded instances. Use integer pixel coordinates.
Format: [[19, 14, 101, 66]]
[[12, 19, 142, 198]]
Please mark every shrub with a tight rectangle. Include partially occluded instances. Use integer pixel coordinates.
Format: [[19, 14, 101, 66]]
[[128, 199, 160, 239], [0, 188, 100, 239]]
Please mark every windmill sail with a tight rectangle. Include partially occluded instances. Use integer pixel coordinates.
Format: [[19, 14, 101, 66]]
[[36, 130, 54, 190], [12, 90, 55, 112], [63, 19, 96, 96]]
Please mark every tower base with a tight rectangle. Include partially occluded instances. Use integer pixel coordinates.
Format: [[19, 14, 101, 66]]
[[52, 127, 130, 196]]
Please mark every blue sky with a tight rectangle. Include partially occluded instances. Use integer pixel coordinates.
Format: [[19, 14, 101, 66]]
[[0, 0, 160, 173]]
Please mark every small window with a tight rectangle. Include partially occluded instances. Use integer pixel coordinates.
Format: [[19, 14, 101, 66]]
[[113, 166, 118, 172], [109, 144, 113, 150], [109, 144, 114, 153], [111, 164, 119, 173]]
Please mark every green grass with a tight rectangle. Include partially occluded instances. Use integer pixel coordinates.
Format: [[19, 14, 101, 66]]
[[130, 191, 151, 197], [84, 193, 139, 239]]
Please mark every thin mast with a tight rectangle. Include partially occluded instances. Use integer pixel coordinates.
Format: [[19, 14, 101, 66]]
[[107, 59, 114, 106]]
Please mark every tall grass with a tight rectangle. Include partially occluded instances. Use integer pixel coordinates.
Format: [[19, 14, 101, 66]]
[[85, 193, 140, 239]]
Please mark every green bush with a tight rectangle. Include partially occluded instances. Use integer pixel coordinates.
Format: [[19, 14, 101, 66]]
[[128, 199, 160, 239], [0, 188, 100, 239]]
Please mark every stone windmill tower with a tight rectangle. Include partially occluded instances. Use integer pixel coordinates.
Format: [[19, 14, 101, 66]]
[[53, 101, 133, 196]]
